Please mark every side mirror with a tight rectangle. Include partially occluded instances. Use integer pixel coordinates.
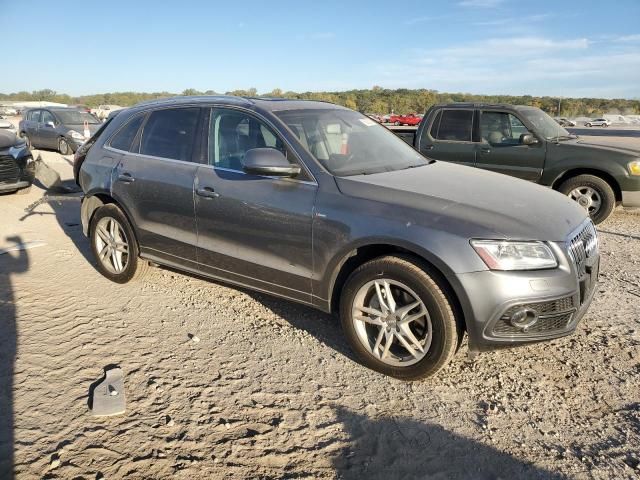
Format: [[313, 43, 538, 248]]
[[520, 133, 539, 145], [242, 148, 301, 177], [45, 121, 55, 128]]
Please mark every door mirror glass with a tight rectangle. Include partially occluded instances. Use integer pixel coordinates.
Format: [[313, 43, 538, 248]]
[[243, 148, 301, 177], [520, 133, 539, 145]]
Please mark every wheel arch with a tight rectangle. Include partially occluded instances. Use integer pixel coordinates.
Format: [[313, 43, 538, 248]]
[[81, 191, 140, 245], [327, 241, 470, 334], [551, 168, 622, 202]]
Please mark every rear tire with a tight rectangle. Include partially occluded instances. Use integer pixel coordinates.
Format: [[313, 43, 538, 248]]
[[89, 204, 149, 283], [558, 174, 616, 224], [339, 255, 459, 380]]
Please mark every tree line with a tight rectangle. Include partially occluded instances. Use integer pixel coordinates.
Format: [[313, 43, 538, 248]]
[[1, 87, 638, 117]]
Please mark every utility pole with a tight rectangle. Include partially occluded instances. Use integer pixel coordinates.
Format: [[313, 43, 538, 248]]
[[558, 97, 562, 117]]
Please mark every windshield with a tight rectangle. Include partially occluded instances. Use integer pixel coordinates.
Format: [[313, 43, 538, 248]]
[[520, 108, 570, 139], [275, 109, 429, 176], [55, 110, 100, 125]]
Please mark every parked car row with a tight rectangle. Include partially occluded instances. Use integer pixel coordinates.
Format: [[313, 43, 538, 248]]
[[18, 107, 102, 155], [73, 95, 606, 380]]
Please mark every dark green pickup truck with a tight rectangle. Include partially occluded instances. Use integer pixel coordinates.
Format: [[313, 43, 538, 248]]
[[393, 103, 640, 223]]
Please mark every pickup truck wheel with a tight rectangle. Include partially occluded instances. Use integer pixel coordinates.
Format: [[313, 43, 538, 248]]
[[559, 174, 615, 224], [90, 204, 149, 283], [340, 255, 459, 380]]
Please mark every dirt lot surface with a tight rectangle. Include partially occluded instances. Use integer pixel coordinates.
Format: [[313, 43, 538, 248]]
[[1, 141, 639, 479]]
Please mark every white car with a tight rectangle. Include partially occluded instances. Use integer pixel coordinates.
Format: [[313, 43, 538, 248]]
[[585, 118, 611, 127], [0, 118, 17, 134], [0, 106, 18, 116], [91, 104, 124, 120]]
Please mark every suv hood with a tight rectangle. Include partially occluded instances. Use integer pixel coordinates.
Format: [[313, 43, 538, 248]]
[[335, 161, 587, 241], [564, 137, 640, 157]]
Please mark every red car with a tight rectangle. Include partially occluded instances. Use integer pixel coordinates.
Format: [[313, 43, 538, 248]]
[[389, 113, 423, 126]]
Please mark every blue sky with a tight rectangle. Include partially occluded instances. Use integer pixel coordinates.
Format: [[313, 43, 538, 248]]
[[2, 0, 639, 98]]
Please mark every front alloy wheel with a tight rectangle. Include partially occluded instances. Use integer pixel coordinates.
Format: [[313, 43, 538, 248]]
[[340, 255, 459, 380], [352, 279, 432, 367], [59, 138, 71, 156]]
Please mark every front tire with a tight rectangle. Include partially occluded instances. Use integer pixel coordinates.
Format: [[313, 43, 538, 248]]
[[90, 204, 149, 283], [558, 174, 616, 224], [586, 123, 592, 127], [58, 138, 71, 156], [339, 255, 459, 380], [20, 132, 31, 149]]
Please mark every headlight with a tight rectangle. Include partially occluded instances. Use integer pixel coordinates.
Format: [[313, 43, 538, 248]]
[[68, 130, 85, 140], [629, 160, 640, 176], [471, 240, 558, 270]]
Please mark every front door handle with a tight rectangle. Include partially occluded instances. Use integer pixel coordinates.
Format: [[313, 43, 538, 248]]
[[118, 172, 135, 183], [196, 186, 220, 199], [480, 147, 491, 154]]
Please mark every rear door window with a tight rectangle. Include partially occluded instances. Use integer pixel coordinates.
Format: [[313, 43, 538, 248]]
[[28, 110, 41, 122], [41, 111, 55, 125], [140, 108, 199, 161], [433, 110, 473, 142], [109, 115, 144, 152]]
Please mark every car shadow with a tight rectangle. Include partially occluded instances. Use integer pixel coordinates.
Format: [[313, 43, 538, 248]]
[[331, 405, 568, 479], [0, 235, 29, 479]]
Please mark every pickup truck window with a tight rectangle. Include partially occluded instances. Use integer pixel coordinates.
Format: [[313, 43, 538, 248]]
[[433, 110, 473, 142], [480, 112, 531, 145], [276, 109, 428, 177]]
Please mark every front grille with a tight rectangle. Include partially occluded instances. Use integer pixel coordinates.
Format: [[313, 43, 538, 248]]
[[567, 220, 598, 276], [492, 295, 576, 337], [0, 155, 20, 184]]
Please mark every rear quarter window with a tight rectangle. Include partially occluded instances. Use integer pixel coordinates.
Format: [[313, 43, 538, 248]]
[[109, 115, 144, 152]]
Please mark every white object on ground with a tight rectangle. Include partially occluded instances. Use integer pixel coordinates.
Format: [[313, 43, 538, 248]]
[[91, 367, 126, 416]]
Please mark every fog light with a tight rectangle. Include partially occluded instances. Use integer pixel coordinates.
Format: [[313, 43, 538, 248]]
[[509, 308, 539, 330]]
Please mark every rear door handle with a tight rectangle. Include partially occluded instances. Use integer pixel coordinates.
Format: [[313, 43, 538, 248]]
[[118, 172, 135, 183], [422, 145, 434, 151], [196, 186, 220, 199], [480, 147, 491, 153]]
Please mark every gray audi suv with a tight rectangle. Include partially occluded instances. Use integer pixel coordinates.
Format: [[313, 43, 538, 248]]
[[77, 96, 599, 380]]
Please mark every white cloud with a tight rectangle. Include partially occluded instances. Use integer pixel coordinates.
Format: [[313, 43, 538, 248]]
[[368, 35, 640, 98]]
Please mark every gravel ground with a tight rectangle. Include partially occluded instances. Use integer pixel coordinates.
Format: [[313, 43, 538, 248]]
[[0, 148, 639, 479]]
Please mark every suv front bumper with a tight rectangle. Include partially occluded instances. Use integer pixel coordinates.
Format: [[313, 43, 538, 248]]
[[454, 238, 599, 352]]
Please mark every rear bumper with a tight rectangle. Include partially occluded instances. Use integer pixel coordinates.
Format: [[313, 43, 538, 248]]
[[621, 190, 640, 208], [455, 246, 599, 352]]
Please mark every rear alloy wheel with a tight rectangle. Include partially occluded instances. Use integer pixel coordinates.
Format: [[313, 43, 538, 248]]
[[58, 138, 71, 156], [340, 255, 459, 380], [90, 204, 149, 283], [559, 174, 616, 224]]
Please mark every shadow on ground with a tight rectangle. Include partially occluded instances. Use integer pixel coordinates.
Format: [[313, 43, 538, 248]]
[[331, 405, 567, 480], [0, 235, 29, 479]]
